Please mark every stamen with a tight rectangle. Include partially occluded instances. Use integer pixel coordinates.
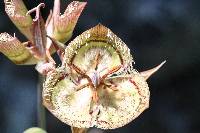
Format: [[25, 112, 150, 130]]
[[92, 91, 99, 103], [68, 63, 96, 88], [93, 51, 101, 70], [69, 63, 86, 75], [26, 3, 45, 21], [110, 86, 119, 91], [76, 83, 90, 91], [101, 65, 122, 80]]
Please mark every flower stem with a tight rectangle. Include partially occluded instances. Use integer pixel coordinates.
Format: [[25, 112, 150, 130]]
[[37, 74, 46, 130]]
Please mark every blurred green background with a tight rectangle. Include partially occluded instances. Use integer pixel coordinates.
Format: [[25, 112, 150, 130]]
[[0, 0, 200, 133]]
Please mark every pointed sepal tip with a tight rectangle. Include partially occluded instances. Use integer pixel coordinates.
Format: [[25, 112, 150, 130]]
[[140, 60, 166, 80]]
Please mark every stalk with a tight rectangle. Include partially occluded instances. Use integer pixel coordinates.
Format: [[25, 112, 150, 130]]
[[37, 74, 46, 130]]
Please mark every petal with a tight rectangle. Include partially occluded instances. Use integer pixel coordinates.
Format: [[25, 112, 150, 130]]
[[96, 70, 150, 129], [63, 24, 134, 73], [0, 32, 37, 64], [43, 68, 94, 128], [4, 0, 33, 41], [43, 68, 150, 129], [53, 1, 87, 43]]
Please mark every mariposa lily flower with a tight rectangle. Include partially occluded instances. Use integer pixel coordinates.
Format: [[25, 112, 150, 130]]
[[1, 0, 86, 75], [43, 24, 166, 129]]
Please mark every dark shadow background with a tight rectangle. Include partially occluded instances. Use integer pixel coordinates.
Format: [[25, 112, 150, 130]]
[[0, 0, 200, 133]]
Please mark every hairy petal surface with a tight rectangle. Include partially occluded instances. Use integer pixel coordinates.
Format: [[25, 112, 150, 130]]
[[63, 24, 133, 72], [96, 71, 149, 129], [43, 68, 149, 129]]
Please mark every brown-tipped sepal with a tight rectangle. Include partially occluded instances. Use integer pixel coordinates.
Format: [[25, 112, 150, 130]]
[[53, 1, 87, 43], [0, 33, 36, 65], [4, 0, 33, 41]]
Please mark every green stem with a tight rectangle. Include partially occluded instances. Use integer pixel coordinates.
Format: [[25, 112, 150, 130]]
[[37, 74, 46, 130]]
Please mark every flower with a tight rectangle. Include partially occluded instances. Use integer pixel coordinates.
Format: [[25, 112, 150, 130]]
[[43, 24, 166, 129]]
